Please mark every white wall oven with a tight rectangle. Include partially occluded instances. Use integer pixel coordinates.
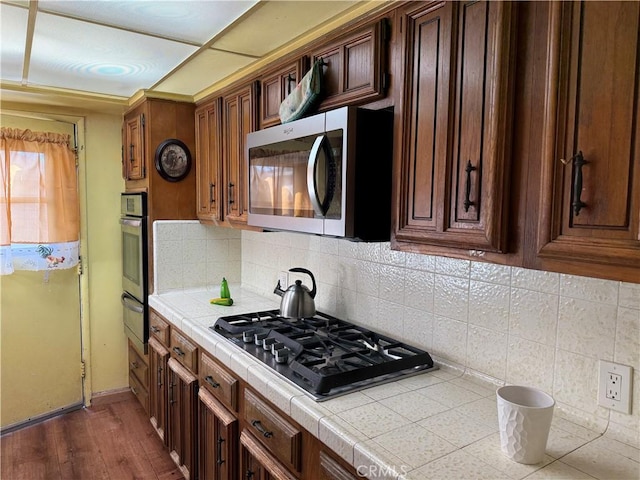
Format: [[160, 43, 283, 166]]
[[120, 192, 148, 353]]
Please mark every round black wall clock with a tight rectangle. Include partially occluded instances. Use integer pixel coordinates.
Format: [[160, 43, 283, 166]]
[[154, 139, 191, 182]]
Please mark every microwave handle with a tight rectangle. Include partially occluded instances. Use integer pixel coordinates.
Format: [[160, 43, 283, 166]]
[[307, 134, 334, 216], [121, 292, 144, 314]]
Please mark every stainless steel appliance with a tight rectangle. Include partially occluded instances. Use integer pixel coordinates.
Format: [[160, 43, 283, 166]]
[[120, 192, 148, 353], [212, 310, 436, 401], [273, 267, 317, 319], [246, 106, 393, 241]]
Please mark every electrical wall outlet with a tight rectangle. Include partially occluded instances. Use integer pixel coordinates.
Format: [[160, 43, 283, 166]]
[[277, 271, 289, 289], [598, 360, 633, 414]]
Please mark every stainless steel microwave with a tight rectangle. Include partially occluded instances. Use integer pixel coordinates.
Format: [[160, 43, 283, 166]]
[[246, 106, 393, 241]]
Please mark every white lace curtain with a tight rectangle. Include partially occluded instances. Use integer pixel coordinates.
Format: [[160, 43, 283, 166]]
[[0, 127, 79, 275]]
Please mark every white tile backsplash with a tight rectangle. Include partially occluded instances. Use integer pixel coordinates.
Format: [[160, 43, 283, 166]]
[[154, 221, 640, 446]]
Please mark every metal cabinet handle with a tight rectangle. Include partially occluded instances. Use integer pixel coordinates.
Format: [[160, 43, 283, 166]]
[[251, 419, 273, 438], [130, 361, 138, 369], [129, 144, 134, 162], [172, 346, 185, 357], [216, 435, 225, 466], [157, 366, 163, 387], [463, 160, 477, 212], [210, 183, 216, 204], [571, 151, 587, 216], [286, 73, 296, 95], [245, 470, 254, 479], [169, 381, 176, 405], [228, 182, 235, 204], [150, 325, 160, 334], [205, 375, 220, 388], [131, 386, 138, 395]]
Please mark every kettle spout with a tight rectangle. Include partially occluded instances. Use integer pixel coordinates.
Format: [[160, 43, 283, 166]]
[[273, 280, 285, 297]]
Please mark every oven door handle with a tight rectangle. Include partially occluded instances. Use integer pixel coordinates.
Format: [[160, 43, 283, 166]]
[[121, 292, 144, 313], [120, 217, 142, 228]]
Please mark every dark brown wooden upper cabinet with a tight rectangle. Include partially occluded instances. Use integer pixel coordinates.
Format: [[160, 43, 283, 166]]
[[259, 58, 308, 129], [222, 81, 258, 226], [537, 1, 640, 274], [122, 112, 145, 181], [309, 18, 389, 110], [393, 1, 516, 253], [195, 98, 223, 223]]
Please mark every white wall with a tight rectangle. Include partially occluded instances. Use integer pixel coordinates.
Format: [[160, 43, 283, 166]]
[[154, 221, 639, 448]]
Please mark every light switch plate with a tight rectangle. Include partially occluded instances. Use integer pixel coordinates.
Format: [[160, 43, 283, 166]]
[[278, 271, 289, 289], [598, 360, 633, 414]]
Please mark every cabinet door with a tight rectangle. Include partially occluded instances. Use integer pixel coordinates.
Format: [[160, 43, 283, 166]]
[[223, 83, 257, 225], [260, 60, 306, 129], [394, 1, 515, 252], [196, 100, 223, 222], [538, 1, 640, 270], [149, 337, 169, 445], [167, 358, 198, 480], [310, 19, 388, 110], [198, 388, 238, 480], [123, 113, 145, 180], [239, 431, 298, 480]]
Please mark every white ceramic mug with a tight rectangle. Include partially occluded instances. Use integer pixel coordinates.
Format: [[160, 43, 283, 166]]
[[496, 385, 555, 464]]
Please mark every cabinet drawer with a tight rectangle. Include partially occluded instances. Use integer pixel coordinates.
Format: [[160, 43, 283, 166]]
[[170, 329, 198, 373], [243, 389, 302, 472], [200, 352, 238, 412], [149, 310, 170, 345], [128, 340, 149, 390], [129, 372, 149, 414], [319, 450, 358, 480]]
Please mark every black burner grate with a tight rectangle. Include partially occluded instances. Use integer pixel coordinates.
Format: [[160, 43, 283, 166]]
[[212, 309, 435, 400]]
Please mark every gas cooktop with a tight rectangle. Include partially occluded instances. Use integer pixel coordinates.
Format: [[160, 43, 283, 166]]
[[211, 309, 436, 401]]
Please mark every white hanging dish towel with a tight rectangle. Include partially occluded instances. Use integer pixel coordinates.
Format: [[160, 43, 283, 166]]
[[279, 60, 324, 124]]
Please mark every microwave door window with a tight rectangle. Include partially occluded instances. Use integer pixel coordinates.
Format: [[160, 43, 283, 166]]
[[249, 136, 320, 219]]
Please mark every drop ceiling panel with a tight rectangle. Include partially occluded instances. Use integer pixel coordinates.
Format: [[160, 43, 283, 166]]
[[154, 49, 254, 96], [37, 0, 260, 45], [0, 3, 28, 82], [211, 1, 358, 57], [28, 12, 198, 97]]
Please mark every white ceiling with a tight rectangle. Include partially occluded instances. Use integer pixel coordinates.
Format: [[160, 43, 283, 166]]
[[0, 0, 376, 111]]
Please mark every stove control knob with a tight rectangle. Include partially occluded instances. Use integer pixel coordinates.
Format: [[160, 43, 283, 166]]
[[242, 330, 255, 343], [271, 342, 286, 355], [275, 347, 289, 364], [254, 332, 268, 345], [263, 337, 277, 350]]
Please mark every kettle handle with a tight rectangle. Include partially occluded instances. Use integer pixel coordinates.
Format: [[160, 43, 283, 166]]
[[273, 281, 285, 297], [288, 267, 317, 298]]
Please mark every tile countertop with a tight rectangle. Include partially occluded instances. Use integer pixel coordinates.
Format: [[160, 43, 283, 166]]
[[149, 286, 640, 480]]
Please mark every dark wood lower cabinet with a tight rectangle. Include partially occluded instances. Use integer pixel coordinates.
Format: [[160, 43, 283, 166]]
[[167, 357, 198, 480], [319, 451, 359, 480], [198, 387, 238, 480], [240, 430, 298, 480], [149, 337, 169, 445], [149, 309, 363, 480]]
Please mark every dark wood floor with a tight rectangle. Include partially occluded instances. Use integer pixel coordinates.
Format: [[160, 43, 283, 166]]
[[1, 391, 183, 480]]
